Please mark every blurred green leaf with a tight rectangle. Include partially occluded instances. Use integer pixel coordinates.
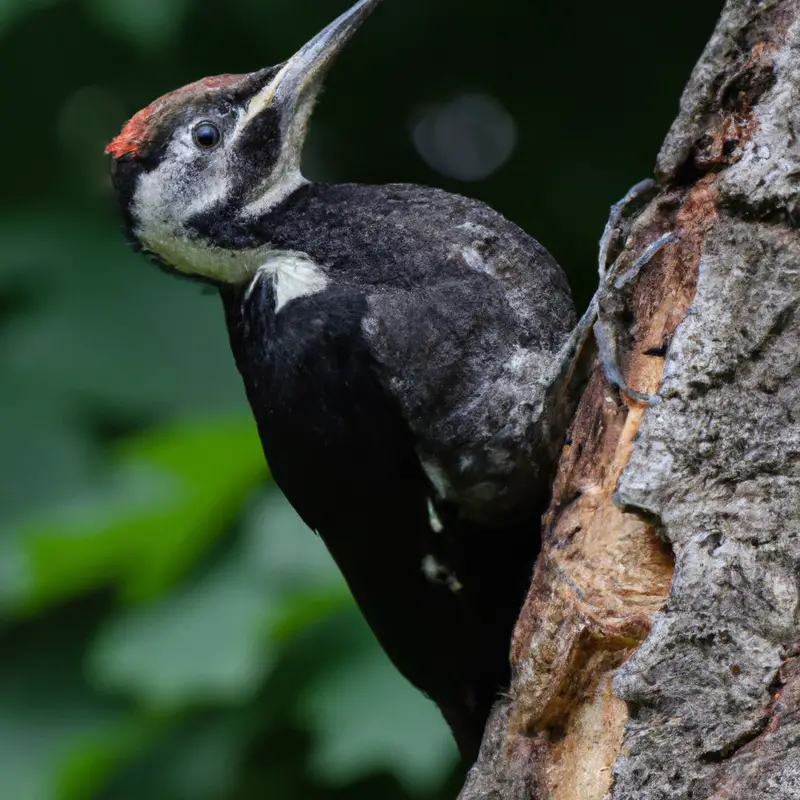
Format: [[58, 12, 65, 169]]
[[0, 606, 157, 800], [86, 486, 346, 708], [270, 586, 353, 642], [239, 488, 354, 638], [147, 717, 249, 800], [241, 487, 342, 590], [298, 629, 459, 795], [89, 558, 276, 708], [8, 415, 265, 612], [0, 210, 247, 416], [0, 372, 98, 538], [57, 716, 163, 800], [0, 692, 128, 800], [0, 386, 68, 609]]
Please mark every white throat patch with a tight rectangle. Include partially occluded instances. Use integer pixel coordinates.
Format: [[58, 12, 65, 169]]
[[246, 252, 329, 312]]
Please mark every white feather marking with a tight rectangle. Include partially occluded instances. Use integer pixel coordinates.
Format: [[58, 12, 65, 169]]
[[420, 456, 455, 500], [246, 252, 328, 312], [426, 498, 444, 534], [243, 170, 308, 218], [237, 59, 313, 218], [137, 217, 270, 285], [421, 555, 463, 593], [460, 245, 495, 276]]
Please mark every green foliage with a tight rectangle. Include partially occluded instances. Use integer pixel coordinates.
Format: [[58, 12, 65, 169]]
[[300, 645, 458, 794], [16, 418, 265, 611], [0, 431, 459, 799]]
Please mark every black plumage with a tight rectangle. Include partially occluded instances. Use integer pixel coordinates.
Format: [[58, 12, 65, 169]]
[[105, 0, 579, 762], [216, 183, 574, 758]]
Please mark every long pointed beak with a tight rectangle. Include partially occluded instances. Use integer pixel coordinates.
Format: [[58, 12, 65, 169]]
[[238, 0, 383, 131]]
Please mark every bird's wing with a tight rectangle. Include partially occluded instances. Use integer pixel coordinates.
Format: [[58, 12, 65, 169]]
[[363, 282, 532, 523]]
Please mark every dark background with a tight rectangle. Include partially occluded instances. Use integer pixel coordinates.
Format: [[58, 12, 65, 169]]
[[0, 1, 720, 798]]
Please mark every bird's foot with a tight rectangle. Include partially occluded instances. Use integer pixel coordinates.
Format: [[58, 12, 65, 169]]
[[592, 179, 678, 405], [594, 231, 676, 406]]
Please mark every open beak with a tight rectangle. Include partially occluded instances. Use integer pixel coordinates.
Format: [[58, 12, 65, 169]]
[[238, 0, 383, 132]]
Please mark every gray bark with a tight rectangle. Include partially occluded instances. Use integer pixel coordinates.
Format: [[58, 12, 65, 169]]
[[460, 1, 800, 798]]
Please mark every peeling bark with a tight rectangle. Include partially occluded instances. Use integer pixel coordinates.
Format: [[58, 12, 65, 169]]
[[459, 1, 800, 797]]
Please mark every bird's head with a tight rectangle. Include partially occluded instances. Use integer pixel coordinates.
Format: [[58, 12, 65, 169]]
[[106, 0, 381, 284]]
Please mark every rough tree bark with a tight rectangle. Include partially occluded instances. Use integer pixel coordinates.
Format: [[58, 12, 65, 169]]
[[459, 1, 800, 798]]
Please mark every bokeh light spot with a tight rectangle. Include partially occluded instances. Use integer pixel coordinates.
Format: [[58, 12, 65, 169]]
[[411, 93, 518, 182]]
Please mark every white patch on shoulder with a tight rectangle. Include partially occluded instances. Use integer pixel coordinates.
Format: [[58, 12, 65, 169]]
[[246, 252, 328, 312]]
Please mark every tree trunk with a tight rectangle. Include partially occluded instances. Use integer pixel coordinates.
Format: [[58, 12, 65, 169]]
[[460, 1, 800, 797]]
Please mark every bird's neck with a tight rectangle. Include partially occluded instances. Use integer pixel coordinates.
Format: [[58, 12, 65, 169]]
[[170, 181, 429, 287]]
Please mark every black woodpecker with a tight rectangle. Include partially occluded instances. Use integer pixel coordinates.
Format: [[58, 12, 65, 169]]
[[106, 0, 579, 762]]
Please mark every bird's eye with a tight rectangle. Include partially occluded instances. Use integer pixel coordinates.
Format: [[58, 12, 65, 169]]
[[192, 122, 222, 150]]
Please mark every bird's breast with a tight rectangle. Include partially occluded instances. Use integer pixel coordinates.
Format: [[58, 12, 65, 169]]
[[221, 276, 416, 524]]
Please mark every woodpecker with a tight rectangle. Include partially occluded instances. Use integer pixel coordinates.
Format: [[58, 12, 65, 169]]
[[106, 0, 579, 761]]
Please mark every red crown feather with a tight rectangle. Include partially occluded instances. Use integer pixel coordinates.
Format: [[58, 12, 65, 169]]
[[105, 74, 245, 159]]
